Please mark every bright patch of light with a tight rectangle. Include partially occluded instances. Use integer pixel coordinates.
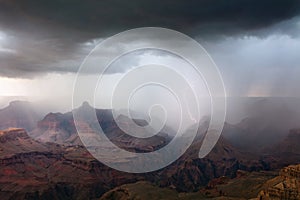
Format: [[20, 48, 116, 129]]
[[0, 77, 31, 96], [0, 31, 5, 41], [82, 38, 104, 47], [0, 31, 16, 54]]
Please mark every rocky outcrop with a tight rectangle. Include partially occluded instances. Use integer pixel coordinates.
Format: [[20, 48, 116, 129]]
[[258, 164, 300, 200], [0, 128, 28, 142], [30, 112, 76, 144], [31, 102, 171, 152]]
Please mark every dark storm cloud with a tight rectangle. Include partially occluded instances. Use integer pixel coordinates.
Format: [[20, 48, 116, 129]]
[[0, 28, 88, 78], [0, 0, 300, 78], [2, 0, 300, 35]]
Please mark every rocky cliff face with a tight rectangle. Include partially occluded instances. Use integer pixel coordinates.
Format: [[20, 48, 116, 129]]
[[30, 112, 76, 144], [30, 103, 172, 152], [0, 128, 54, 157], [0, 128, 143, 200], [0, 128, 28, 142], [258, 164, 300, 200]]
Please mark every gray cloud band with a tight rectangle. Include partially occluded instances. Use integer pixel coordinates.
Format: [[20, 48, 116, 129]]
[[72, 27, 226, 173]]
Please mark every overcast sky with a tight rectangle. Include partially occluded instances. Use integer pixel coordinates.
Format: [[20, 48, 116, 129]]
[[0, 0, 300, 114]]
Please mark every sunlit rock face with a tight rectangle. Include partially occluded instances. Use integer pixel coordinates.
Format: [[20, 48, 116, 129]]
[[258, 164, 300, 200]]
